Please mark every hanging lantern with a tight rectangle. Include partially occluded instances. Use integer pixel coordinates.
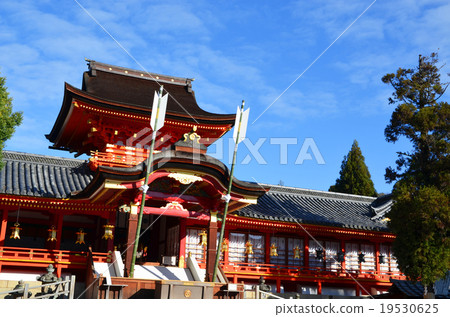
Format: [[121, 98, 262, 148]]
[[316, 248, 324, 261], [378, 253, 385, 264], [9, 223, 21, 239], [293, 245, 301, 259], [337, 250, 345, 262], [198, 230, 207, 246], [245, 240, 253, 255], [102, 224, 114, 240], [47, 225, 57, 242], [270, 243, 278, 256], [221, 239, 228, 253], [358, 252, 365, 263], [76, 228, 86, 244]]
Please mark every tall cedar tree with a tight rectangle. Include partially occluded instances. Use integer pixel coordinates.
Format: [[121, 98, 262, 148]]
[[0, 73, 23, 169], [329, 140, 377, 197], [382, 53, 450, 292]]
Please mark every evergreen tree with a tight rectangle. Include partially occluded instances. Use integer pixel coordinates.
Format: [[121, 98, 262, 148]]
[[0, 72, 23, 169], [382, 52, 450, 293], [329, 140, 377, 197]]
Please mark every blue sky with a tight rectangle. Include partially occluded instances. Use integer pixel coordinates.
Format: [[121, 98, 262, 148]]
[[1, 0, 449, 194]]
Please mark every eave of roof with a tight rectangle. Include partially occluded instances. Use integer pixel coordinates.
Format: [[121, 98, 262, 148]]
[[0, 151, 93, 199], [73, 150, 268, 199], [236, 184, 391, 231]]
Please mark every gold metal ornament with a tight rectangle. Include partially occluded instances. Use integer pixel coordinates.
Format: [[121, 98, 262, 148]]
[[47, 225, 57, 242], [76, 228, 86, 244], [102, 224, 114, 240], [270, 243, 278, 257], [221, 239, 229, 253], [245, 240, 253, 255], [293, 246, 301, 259], [10, 223, 21, 239], [198, 230, 208, 246]]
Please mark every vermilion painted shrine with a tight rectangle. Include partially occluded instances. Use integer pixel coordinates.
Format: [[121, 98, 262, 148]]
[[0, 60, 403, 298]]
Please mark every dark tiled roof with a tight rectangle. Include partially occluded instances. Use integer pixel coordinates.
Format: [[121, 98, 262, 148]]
[[236, 185, 390, 231], [0, 151, 93, 199], [390, 279, 424, 298], [81, 60, 235, 120], [390, 272, 450, 298]]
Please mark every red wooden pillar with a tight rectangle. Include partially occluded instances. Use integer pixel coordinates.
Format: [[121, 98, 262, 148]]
[[179, 218, 187, 266], [355, 284, 360, 296], [46, 213, 60, 250], [317, 281, 322, 295], [276, 278, 281, 293], [0, 208, 8, 247], [125, 212, 138, 276], [107, 212, 116, 252], [304, 236, 309, 269], [375, 242, 380, 274], [206, 212, 218, 282], [223, 229, 229, 264], [55, 214, 63, 250], [265, 232, 271, 264]]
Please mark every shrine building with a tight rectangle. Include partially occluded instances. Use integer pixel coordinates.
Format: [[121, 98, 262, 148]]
[[0, 60, 404, 298]]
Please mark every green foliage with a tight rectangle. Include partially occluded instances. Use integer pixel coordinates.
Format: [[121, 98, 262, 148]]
[[383, 52, 450, 289], [0, 73, 23, 169], [389, 183, 449, 287], [329, 140, 377, 197], [382, 53, 450, 188]]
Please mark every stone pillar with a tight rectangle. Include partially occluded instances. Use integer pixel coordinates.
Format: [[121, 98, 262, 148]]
[[125, 204, 139, 277], [206, 211, 218, 282]]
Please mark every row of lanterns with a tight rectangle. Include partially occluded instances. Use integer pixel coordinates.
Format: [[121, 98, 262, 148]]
[[197, 231, 302, 259], [197, 231, 386, 264], [9, 223, 114, 242]]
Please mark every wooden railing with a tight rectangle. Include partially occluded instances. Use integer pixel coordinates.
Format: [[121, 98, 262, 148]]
[[220, 261, 405, 281], [0, 246, 109, 275], [89, 145, 150, 169]]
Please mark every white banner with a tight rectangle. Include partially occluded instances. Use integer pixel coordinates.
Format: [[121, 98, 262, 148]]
[[150, 89, 168, 135], [233, 106, 250, 144]]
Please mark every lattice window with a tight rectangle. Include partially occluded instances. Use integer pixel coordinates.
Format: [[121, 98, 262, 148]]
[[345, 242, 360, 272], [309, 239, 340, 271], [380, 244, 399, 274], [166, 225, 179, 257], [325, 241, 340, 272], [287, 238, 303, 267], [228, 232, 246, 263], [185, 228, 206, 263], [360, 243, 375, 273], [248, 234, 265, 263], [270, 237, 286, 265]]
